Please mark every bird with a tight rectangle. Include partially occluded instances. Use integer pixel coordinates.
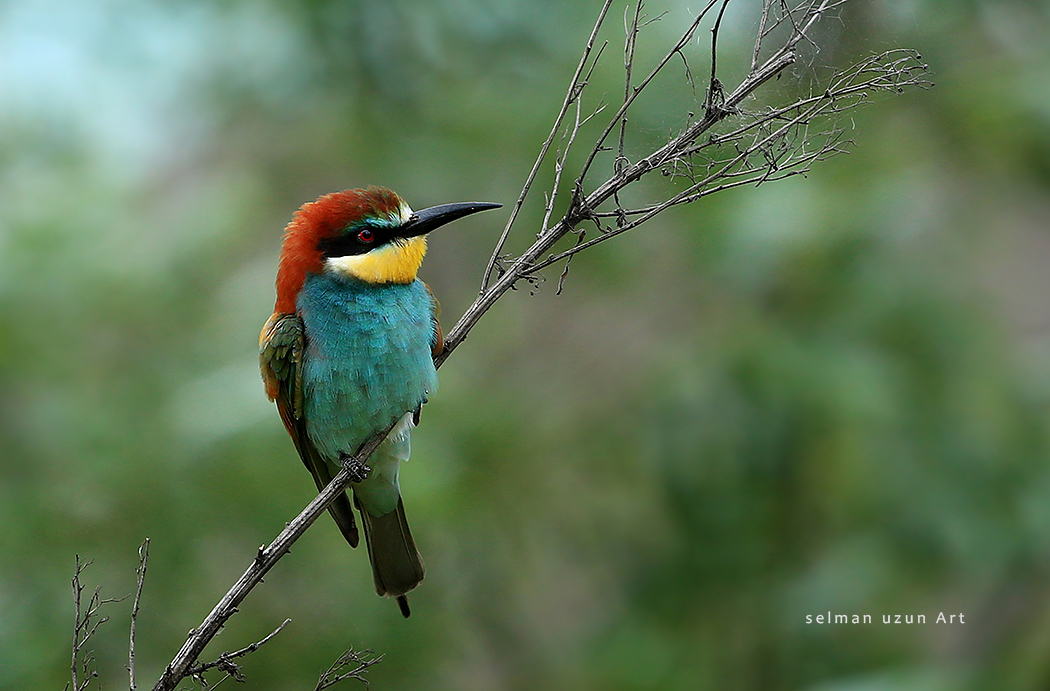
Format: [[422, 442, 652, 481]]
[[259, 186, 500, 617]]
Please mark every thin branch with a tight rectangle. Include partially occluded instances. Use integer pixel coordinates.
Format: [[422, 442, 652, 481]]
[[69, 557, 125, 691], [70, 556, 89, 691], [437, 2, 927, 370], [524, 49, 928, 271], [480, 0, 616, 291], [556, 227, 587, 295], [314, 648, 384, 690], [751, 0, 773, 72], [150, 430, 391, 691], [186, 618, 291, 685], [616, 1, 643, 176], [540, 80, 589, 237], [703, 0, 733, 115], [128, 538, 149, 691], [574, 0, 721, 186], [438, 54, 791, 367]]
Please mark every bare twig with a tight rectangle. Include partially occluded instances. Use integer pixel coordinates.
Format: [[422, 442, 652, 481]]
[[186, 618, 291, 685], [480, 0, 616, 291], [574, 0, 721, 187], [68, 557, 125, 691], [314, 648, 384, 690], [524, 48, 929, 273], [751, 0, 772, 72], [703, 0, 732, 116], [128, 538, 149, 691], [435, 1, 928, 368], [612, 1, 644, 223]]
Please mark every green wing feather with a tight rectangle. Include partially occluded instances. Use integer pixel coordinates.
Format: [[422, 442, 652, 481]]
[[260, 312, 360, 548]]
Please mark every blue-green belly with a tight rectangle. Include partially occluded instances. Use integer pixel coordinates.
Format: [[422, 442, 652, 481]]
[[297, 273, 438, 515]]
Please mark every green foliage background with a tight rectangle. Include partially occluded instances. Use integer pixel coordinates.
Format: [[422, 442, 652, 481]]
[[2, 1, 1050, 689]]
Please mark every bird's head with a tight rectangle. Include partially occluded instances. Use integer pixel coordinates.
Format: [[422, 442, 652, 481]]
[[274, 187, 500, 313]]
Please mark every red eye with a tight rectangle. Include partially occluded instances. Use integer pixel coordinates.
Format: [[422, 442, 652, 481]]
[[357, 229, 374, 242]]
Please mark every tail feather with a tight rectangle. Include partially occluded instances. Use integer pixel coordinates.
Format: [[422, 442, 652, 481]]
[[307, 456, 359, 547], [356, 495, 424, 617], [327, 492, 359, 548]]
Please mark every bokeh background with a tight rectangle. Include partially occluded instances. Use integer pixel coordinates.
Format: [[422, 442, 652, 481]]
[[2, 1, 1050, 689]]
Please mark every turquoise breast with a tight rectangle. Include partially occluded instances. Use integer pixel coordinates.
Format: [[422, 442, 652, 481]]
[[297, 273, 438, 463]]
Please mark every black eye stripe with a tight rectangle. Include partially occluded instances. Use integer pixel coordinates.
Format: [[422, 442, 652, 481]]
[[318, 221, 390, 257]]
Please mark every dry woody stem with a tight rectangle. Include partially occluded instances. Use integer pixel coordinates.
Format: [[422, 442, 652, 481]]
[[313, 648, 384, 690], [68, 557, 125, 691], [128, 538, 149, 691]]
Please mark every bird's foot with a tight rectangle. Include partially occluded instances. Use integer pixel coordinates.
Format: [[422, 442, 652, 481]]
[[339, 452, 371, 483]]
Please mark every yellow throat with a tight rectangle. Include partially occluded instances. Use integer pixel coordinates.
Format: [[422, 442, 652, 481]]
[[324, 235, 428, 284]]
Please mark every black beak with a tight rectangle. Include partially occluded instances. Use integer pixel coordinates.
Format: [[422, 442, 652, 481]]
[[399, 201, 502, 238]]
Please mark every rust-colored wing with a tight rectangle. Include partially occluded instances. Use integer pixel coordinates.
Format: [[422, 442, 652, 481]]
[[260, 312, 359, 547]]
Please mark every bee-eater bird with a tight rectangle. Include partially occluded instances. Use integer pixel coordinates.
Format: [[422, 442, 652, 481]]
[[260, 187, 500, 617]]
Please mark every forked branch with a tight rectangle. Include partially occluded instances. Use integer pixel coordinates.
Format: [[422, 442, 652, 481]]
[[68, 557, 125, 691], [314, 648, 384, 690], [437, 0, 928, 367]]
